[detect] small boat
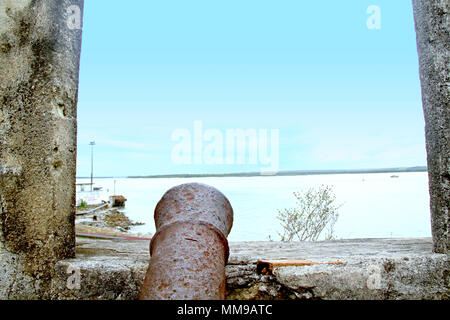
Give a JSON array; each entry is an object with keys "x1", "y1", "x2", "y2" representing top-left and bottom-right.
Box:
[{"x1": 390, "y1": 175, "x2": 400, "y2": 179}]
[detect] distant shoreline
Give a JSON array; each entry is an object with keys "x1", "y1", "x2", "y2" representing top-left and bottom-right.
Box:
[{"x1": 76, "y1": 166, "x2": 427, "y2": 179}]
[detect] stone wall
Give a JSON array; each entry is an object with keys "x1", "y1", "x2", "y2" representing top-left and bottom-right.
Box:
[
  {"x1": 412, "y1": 0, "x2": 450, "y2": 253},
  {"x1": 0, "y1": 0, "x2": 83, "y2": 298},
  {"x1": 49, "y1": 238, "x2": 449, "y2": 300}
]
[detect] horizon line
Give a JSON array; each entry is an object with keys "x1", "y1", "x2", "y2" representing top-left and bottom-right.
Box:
[{"x1": 76, "y1": 165, "x2": 427, "y2": 179}]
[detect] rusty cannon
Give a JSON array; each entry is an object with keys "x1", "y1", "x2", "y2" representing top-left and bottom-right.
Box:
[{"x1": 139, "y1": 183, "x2": 234, "y2": 300}]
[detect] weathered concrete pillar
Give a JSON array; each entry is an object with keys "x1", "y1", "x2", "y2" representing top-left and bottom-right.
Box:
[
  {"x1": 412, "y1": 0, "x2": 449, "y2": 253},
  {"x1": 0, "y1": 0, "x2": 84, "y2": 298}
]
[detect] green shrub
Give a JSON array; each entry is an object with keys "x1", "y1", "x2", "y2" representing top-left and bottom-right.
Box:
[{"x1": 277, "y1": 185, "x2": 342, "y2": 242}]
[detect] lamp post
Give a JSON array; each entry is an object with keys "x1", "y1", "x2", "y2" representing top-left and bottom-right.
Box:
[{"x1": 89, "y1": 141, "x2": 95, "y2": 191}]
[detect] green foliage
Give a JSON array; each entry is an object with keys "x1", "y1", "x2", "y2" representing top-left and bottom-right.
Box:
[
  {"x1": 277, "y1": 185, "x2": 342, "y2": 242},
  {"x1": 79, "y1": 199, "x2": 88, "y2": 209}
]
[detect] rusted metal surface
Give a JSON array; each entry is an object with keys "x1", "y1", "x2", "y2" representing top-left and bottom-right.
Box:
[{"x1": 139, "y1": 183, "x2": 233, "y2": 300}]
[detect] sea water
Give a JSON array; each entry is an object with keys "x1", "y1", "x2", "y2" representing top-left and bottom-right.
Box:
[{"x1": 77, "y1": 172, "x2": 431, "y2": 241}]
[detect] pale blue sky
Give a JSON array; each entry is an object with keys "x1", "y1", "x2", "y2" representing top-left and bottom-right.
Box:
[{"x1": 76, "y1": 0, "x2": 426, "y2": 177}]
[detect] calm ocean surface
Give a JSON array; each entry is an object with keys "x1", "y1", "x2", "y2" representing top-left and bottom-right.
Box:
[{"x1": 77, "y1": 172, "x2": 431, "y2": 241}]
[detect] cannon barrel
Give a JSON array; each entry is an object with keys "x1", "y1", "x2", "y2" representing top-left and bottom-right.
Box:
[{"x1": 139, "y1": 183, "x2": 233, "y2": 300}]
